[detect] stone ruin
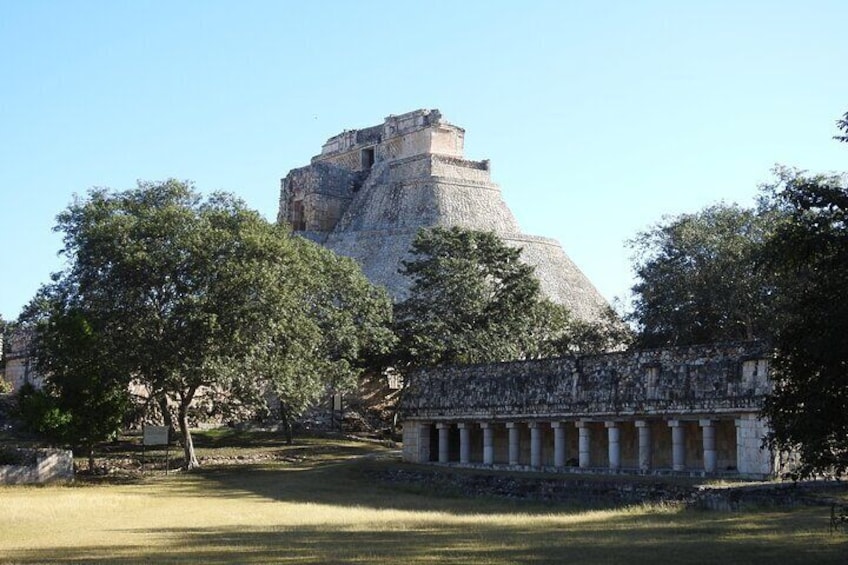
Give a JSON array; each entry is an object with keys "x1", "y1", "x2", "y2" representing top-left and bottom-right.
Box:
[
  {"x1": 0, "y1": 448, "x2": 74, "y2": 484},
  {"x1": 278, "y1": 108, "x2": 610, "y2": 322},
  {"x1": 400, "y1": 341, "x2": 778, "y2": 478}
]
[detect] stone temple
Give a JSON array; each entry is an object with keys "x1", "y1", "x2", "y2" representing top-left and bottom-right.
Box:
[{"x1": 278, "y1": 109, "x2": 609, "y2": 322}]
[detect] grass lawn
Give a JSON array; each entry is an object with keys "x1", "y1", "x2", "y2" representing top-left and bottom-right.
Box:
[{"x1": 1, "y1": 433, "x2": 846, "y2": 564}]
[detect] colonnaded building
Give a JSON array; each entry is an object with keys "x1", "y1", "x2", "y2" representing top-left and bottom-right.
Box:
[
  {"x1": 278, "y1": 109, "x2": 780, "y2": 479},
  {"x1": 399, "y1": 342, "x2": 776, "y2": 479}
]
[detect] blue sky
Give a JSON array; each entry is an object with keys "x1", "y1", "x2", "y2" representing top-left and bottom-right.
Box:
[{"x1": 1, "y1": 0, "x2": 846, "y2": 320}]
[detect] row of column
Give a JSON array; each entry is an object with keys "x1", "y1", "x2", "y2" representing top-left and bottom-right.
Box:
[{"x1": 435, "y1": 418, "x2": 721, "y2": 473}]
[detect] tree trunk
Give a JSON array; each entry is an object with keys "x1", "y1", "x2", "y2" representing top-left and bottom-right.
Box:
[
  {"x1": 157, "y1": 393, "x2": 176, "y2": 438},
  {"x1": 177, "y1": 401, "x2": 200, "y2": 470},
  {"x1": 280, "y1": 400, "x2": 293, "y2": 445}
]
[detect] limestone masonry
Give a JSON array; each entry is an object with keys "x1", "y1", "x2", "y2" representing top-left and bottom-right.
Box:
[
  {"x1": 278, "y1": 109, "x2": 609, "y2": 322},
  {"x1": 400, "y1": 341, "x2": 778, "y2": 478}
]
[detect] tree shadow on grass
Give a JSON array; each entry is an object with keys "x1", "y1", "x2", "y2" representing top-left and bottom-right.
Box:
[
  {"x1": 5, "y1": 453, "x2": 847, "y2": 564},
  {"x1": 4, "y1": 513, "x2": 847, "y2": 565},
  {"x1": 156, "y1": 456, "x2": 572, "y2": 516}
]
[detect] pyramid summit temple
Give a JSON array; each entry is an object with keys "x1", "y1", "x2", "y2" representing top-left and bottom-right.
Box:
[{"x1": 277, "y1": 109, "x2": 609, "y2": 322}]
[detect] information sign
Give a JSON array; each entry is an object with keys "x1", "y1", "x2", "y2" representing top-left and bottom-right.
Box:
[{"x1": 143, "y1": 425, "x2": 169, "y2": 446}]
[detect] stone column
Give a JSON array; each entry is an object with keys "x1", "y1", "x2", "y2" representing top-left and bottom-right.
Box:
[
  {"x1": 606, "y1": 421, "x2": 621, "y2": 470},
  {"x1": 507, "y1": 422, "x2": 520, "y2": 466},
  {"x1": 436, "y1": 423, "x2": 450, "y2": 464},
  {"x1": 577, "y1": 421, "x2": 591, "y2": 468},
  {"x1": 635, "y1": 420, "x2": 652, "y2": 472},
  {"x1": 700, "y1": 419, "x2": 717, "y2": 473},
  {"x1": 552, "y1": 421, "x2": 567, "y2": 467},
  {"x1": 529, "y1": 422, "x2": 542, "y2": 469},
  {"x1": 669, "y1": 420, "x2": 685, "y2": 471},
  {"x1": 458, "y1": 423, "x2": 471, "y2": 464},
  {"x1": 481, "y1": 423, "x2": 495, "y2": 465},
  {"x1": 735, "y1": 417, "x2": 745, "y2": 475},
  {"x1": 418, "y1": 422, "x2": 431, "y2": 463}
]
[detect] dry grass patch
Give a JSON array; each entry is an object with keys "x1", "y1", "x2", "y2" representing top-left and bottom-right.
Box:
[{"x1": 1, "y1": 436, "x2": 846, "y2": 564}]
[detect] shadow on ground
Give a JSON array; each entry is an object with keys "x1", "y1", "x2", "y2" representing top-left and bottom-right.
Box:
[
  {"x1": 4, "y1": 512, "x2": 846, "y2": 564},
  {"x1": 6, "y1": 447, "x2": 848, "y2": 564}
]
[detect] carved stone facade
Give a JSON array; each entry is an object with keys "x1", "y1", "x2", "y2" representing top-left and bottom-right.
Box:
[
  {"x1": 278, "y1": 109, "x2": 610, "y2": 322},
  {"x1": 400, "y1": 342, "x2": 777, "y2": 479},
  {"x1": 1, "y1": 330, "x2": 40, "y2": 392}
]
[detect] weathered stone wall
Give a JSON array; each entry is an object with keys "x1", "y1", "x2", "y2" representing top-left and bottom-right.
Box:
[
  {"x1": 401, "y1": 342, "x2": 770, "y2": 421},
  {"x1": 277, "y1": 162, "x2": 364, "y2": 233},
  {"x1": 736, "y1": 414, "x2": 775, "y2": 475},
  {"x1": 0, "y1": 449, "x2": 74, "y2": 484},
  {"x1": 374, "y1": 466, "x2": 846, "y2": 510},
  {"x1": 2, "y1": 330, "x2": 41, "y2": 392}
]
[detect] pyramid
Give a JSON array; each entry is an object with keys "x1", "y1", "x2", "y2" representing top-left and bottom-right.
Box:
[{"x1": 277, "y1": 109, "x2": 609, "y2": 322}]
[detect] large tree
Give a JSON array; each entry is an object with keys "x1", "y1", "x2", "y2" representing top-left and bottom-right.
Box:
[
  {"x1": 760, "y1": 168, "x2": 848, "y2": 478},
  {"x1": 394, "y1": 227, "x2": 626, "y2": 368},
  {"x1": 243, "y1": 237, "x2": 395, "y2": 443},
  {"x1": 29, "y1": 180, "x2": 393, "y2": 468},
  {"x1": 628, "y1": 203, "x2": 778, "y2": 347}
]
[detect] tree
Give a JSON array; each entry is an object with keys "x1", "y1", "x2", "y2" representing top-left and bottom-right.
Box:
[
  {"x1": 628, "y1": 203, "x2": 778, "y2": 347},
  {"x1": 394, "y1": 227, "x2": 626, "y2": 368},
  {"x1": 22, "y1": 307, "x2": 129, "y2": 471},
  {"x1": 34, "y1": 179, "x2": 393, "y2": 469},
  {"x1": 246, "y1": 237, "x2": 395, "y2": 443},
  {"x1": 760, "y1": 168, "x2": 848, "y2": 478},
  {"x1": 0, "y1": 314, "x2": 7, "y2": 388},
  {"x1": 626, "y1": 111, "x2": 848, "y2": 476},
  {"x1": 835, "y1": 111, "x2": 848, "y2": 143}
]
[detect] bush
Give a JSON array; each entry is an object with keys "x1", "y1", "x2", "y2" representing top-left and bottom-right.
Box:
[{"x1": 14, "y1": 383, "x2": 71, "y2": 441}]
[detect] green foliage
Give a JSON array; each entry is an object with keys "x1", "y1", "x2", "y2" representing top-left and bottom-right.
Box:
[
  {"x1": 243, "y1": 237, "x2": 395, "y2": 440},
  {"x1": 395, "y1": 227, "x2": 627, "y2": 368},
  {"x1": 0, "y1": 314, "x2": 7, "y2": 378},
  {"x1": 14, "y1": 382, "x2": 72, "y2": 440},
  {"x1": 28, "y1": 308, "x2": 130, "y2": 469},
  {"x1": 835, "y1": 111, "x2": 848, "y2": 143},
  {"x1": 628, "y1": 203, "x2": 778, "y2": 347},
  {"x1": 29, "y1": 179, "x2": 392, "y2": 468},
  {"x1": 0, "y1": 324, "x2": 9, "y2": 392},
  {"x1": 627, "y1": 110, "x2": 848, "y2": 477},
  {"x1": 760, "y1": 168, "x2": 848, "y2": 478},
  {"x1": 395, "y1": 227, "x2": 544, "y2": 366},
  {"x1": 543, "y1": 307, "x2": 634, "y2": 356}
]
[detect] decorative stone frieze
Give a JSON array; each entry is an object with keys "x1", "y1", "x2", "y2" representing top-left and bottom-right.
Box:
[{"x1": 401, "y1": 342, "x2": 770, "y2": 420}]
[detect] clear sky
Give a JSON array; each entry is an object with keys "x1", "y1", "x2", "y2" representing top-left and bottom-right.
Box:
[{"x1": 1, "y1": 0, "x2": 846, "y2": 321}]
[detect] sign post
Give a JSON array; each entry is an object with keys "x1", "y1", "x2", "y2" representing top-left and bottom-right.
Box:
[
  {"x1": 333, "y1": 393, "x2": 343, "y2": 431},
  {"x1": 143, "y1": 425, "x2": 170, "y2": 474}
]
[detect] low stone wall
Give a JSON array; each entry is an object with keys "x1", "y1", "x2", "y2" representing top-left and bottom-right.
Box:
[
  {"x1": 374, "y1": 465, "x2": 845, "y2": 511},
  {"x1": 0, "y1": 449, "x2": 74, "y2": 484}
]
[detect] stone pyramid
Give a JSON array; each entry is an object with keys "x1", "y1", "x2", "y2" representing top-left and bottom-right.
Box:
[{"x1": 277, "y1": 109, "x2": 609, "y2": 322}]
